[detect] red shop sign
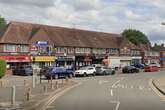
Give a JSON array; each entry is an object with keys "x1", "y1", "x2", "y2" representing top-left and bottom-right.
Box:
[{"x1": 0, "y1": 56, "x2": 31, "y2": 62}]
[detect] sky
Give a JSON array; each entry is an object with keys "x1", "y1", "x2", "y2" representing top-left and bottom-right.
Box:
[{"x1": 0, "y1": 0, "x2": 165, "y2": 44}]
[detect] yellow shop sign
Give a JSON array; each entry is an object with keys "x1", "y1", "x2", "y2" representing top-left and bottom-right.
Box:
[{"x1": 32, "y1": 56, "x2": 56, "y2": 62}]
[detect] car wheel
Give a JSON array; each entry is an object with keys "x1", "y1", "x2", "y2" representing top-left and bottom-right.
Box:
[
  {"x1": 55, "y1": 74, "x2": 58, "y2": 79},
  {"x1": 84, "y1": 72, "x2": 87, "y2": 77},
  {"x1": 103, "y1": 71, "x2": 106, "y2": 75},
  {"x1": 69, "y1": 74, "x2": 73, "y2": 78},
  {"x1": 111, "y1": 71, "x2": 115, "y2": 75}
]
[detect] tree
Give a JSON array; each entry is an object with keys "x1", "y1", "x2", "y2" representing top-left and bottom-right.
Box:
[
  {"x1": 0, "y1": 15, "x2": 7, "y2": 29},
  {"x1": 122, "y1": 29, "x2": 150, "y2": 45},
  {"x1": 0, "y1": 59, "x2": 6, "y2": 78}
]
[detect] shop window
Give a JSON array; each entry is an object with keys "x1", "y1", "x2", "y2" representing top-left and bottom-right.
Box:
[{"x1": 4, "y1": 44, "x2": 16, "y2": 52}]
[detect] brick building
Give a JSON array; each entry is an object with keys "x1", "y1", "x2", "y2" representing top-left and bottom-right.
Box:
[{"x1": 0, "y1": 21, "x2": 141, "y2": 69}]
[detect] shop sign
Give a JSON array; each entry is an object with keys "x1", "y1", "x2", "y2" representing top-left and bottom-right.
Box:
[
  {"x1": 144, "y1": 56, "x2": 160, "y2": 60},
  {"x1": 0, "y1": 56, "x2": 31, "y2": 62},
  {"x1": 30, "y1": 45, "x2": 38, "y2": 51},
  {"x1": 160, "y1": 58, "x2": 165, "y2": 61},
  {"x1": 32, "y1": 56, "x2": 56, "y2": 62},
  {"x1": 36, "y1": 41, "x2": 48, "y2": 46},
  {"x1": 57, "y1": 56, "x2": 75, "y2": 61}
]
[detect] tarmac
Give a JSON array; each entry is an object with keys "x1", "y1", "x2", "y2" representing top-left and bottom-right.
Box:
[
  {"x1": 153, "y1": 75, "x2": 165, "y2": 96},
  {"x1": 0, "y1": 75, "x2": 77, "y2": 110}
]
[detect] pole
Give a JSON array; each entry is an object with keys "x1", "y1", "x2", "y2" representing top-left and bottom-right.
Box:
[
  {"x1": 32, "y1": 75, "x2": 35, "y2": 88},
  {"x1": 11, "y1": 85, "x2": 16, "y2": 106}
]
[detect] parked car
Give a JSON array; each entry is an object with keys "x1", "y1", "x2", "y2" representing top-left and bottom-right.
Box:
[
  {"x1": 74, "y1": 66, "x2": 96, "y2": 76},
  {"x1": 122, "y1": 66, "x2": 139, "y2": 73},
  {"x1": 95, "y1": 66, "x2": 115, "y2": 75},
  {"x1": 12, "y1": 66, "x2": 33, "y2": 76},
  {"x1": 144, "y1": 65, "x2": 159, "y2": 72},
  {"x1": 45, "y1": 67, "x2": 74, "y2": 79},
  {"x1": 149, "y1": 63, "x2": 161, "y2": 68},
  {"x1": 40, "y1": 66, "x2": 50, "y2": 76},
  {"x1": 132, "y1": 63, "x2": 145, "y2": 69}
]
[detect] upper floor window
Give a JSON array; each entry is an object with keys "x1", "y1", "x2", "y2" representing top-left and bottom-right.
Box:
[
  {"x1": 4, "y1": 44, "x2": 16, "y2": 52},
  {"x1": 67, "y1": 48, "x2": 75, "y2": 54},
  {"x1": 20, "y1": 45, "x2": 29, "y2": 52}
]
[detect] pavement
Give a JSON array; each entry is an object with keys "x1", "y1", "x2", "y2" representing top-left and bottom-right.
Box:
[
  {"x1": 0, "y1": 75, "x2": 77, "y2": 110},
  {"x1": 44, "y1": 71, "x2": 165, "y2": 110}
]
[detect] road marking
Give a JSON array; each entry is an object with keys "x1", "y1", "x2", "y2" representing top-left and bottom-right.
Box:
[
  {"x1": 112, "y1": 80, "x2": 121, "y2": 88},
  {"x1": 110, "y1": 89, "x2": 113, "y2": 96},
  {"x1": 139, "y1": 86, "x2": 143, "y2": 90},
  {"x1": 41, "y1": 82, "x2": 82, "y2": 110},
  {"x1": 110, "y1": 101, "x2": 120, "y2": 110},
  {"x1": 149, "y1": 79, "x2": 165, "y2": 100},
  {"x1": 99, "y1": 80, "x2": 109, "y2": 85},
  {"x1": 131, "y1": 85, "x2": 133, "y2": 89}
]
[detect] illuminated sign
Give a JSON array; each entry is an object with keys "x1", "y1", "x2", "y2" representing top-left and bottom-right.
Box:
[
  {"x1": 32, "y1": 56, "x2": 56, "y2": 62},
  {"x1": 36, "y1": 41, "x2": 48, "y2": 46}
]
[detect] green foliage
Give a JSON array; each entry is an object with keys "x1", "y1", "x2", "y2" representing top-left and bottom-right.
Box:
[
  {"x1": 0, "y1": 59, "x2": 6, "y2": 78},
  {"x1": 122, "y1": 29, "x2": 150, "y2": 45},
  {"x1": 0, "y1": 15, "x2": 7, "y2": 29}
]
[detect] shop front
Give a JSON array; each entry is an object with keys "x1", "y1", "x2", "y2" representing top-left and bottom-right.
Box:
[
  {"x1": 75, "y1": 55, "x2": 92, "y2": 70},
  {"x1": 55, "y1": 55, "x2": 75, "y2": 68},
  {"x1": 31, "y1": 56, "x2": 56, "y2": 68},
  {"x1": 144, "y1": 56, "x2": 160, "y2": 65},
  {"x1": 131, "y1": 56, "x2": 142, "y2": 64},
  {"x1": 0, "y1": 55, "x2": 31, "y2": 69},
  {"x1": 120, "y1": 57, "x2": 132, "y2": 67}
]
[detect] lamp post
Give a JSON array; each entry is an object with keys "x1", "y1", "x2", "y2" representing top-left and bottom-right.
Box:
[{"x1": 161, "y1": 22, "x2": 165, "y2": 25}]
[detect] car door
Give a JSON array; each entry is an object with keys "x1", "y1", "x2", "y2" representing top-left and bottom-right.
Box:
[{"x1": 87, "y1": 67, "x2": 95, "y2": 74}]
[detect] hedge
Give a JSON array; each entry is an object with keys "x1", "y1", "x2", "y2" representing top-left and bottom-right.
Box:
[{"x1": 0, "y1": 59, "x2": 6, "y2": 78}]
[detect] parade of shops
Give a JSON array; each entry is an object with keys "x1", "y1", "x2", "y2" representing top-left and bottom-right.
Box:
[{"x1": 0, "y1": 21, "x2": 163, "y2": 70}]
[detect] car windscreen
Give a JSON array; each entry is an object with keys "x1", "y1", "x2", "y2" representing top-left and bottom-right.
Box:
[{"x1": 79, "y1": 67, "x2": 87, "y2": 70}]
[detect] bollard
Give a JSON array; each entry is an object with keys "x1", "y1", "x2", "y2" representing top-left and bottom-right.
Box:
[
  {"x1": 40, "y1": 73, "x2": 42, "y2": 84},
  {"x1": 55, "y1": 80, "x2": 58, "y2": 89},
  {"x1": 43, "y1": 85, "x2": 47, "y2": 93},
  {"x1": 24, "y1": 80, "x2": 26, "y2": 86},
  {"x1": 32, "y1": 75, "x2": 35, "y2": 88},
  {"x1": 0, "y1": 80, "x2": 3, "y2": 87},
  {"x1": 11, "y1": 85, "x2": 16, "y2": 106},
  {"x1": 26, "y1": 88, "x2": 31, "y2": 101},
  {"x1": 65, "y1": 76, "x2": 69, "y2": 84},
  {"x1": 50, "y1": 76, "x2": 54, "y2": 90}
]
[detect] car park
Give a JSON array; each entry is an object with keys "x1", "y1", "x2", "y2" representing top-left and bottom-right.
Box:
[
  {"x1": 45, "y1": 67, "x2": 74, "y2": 79},
  {"x1": 144, "y1": 65, "x2": 159, "y2": 72},
  {"x1": 122, "y1": 66, "x2": 139, "y2": 73},
  {"x1": 74, "y1": 66, "x2": 96, "y2": 77},
  {"x1": 12, "y1": 66, "x2": 33, "y2": 76},
  {"x1": 95, "y1": 66, "x2": 115, "y2": 75}
]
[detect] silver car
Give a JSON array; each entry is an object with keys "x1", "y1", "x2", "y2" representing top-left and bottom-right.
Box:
[{"x1": 95, "y1": 66, "x2": 115, "y2": 75}]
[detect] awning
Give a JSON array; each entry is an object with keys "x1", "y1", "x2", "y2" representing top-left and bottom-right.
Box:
[
  {"x1": 0, "y1": 56, "x2": 31, "y2": 63},
  {"x1": 32, "y1": 56, "x2": 56, "y2": 62}
]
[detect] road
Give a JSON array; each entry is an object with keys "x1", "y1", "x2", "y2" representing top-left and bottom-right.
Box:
[{"x1": 45, "y1": 71, "x2": 165, "y2": 110}]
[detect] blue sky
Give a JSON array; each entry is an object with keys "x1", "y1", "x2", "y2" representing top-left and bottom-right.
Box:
[{"x1": 0, "y1": 0, "x2": 165, "y2": 44}]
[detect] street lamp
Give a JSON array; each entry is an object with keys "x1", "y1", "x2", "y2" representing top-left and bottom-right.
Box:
[{"x1": 161, "y1": 22, "x2": 165, "y2": 25}]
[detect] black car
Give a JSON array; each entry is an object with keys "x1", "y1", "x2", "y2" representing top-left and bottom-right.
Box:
[
  {"x1": 132, "y1": 63, "x2": 145, "y2": 69},
  {"x1": 122, "y1": 66, "x2": 139, "y2": 73},
  {"x1": 95, "y1": 66, "x2": 115, "y2": 75},
  {"x1": 13, "y1": 66, "x2": 33, "y2": 76}
]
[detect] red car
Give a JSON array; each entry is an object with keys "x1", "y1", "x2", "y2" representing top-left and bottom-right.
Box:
[{"x1": 144, "y1": 65, "x2": 159, "y2": 72}]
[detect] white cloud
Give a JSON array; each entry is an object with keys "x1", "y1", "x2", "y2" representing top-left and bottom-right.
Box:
[{"x1": 0, "y1": 0, "x2": 164, "y2": 44}]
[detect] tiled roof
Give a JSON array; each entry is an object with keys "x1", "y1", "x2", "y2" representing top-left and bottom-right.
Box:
[{"x1": 0, "y1": 21, "x2": 139, "y2": 49}]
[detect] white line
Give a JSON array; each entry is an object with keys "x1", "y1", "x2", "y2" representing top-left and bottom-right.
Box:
[
  {"x1": 110, "y1": 101, "x2": 120, "y2": 110},
  {"x1": 110, "y1": 89, "x2": 113, "y2": 96},
  {"x1": 112, "y1": 80, "x2": 121, "y2": 88},
  {"x1": 112, "y1": 77, "x2": 125, "y2": 88}
]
